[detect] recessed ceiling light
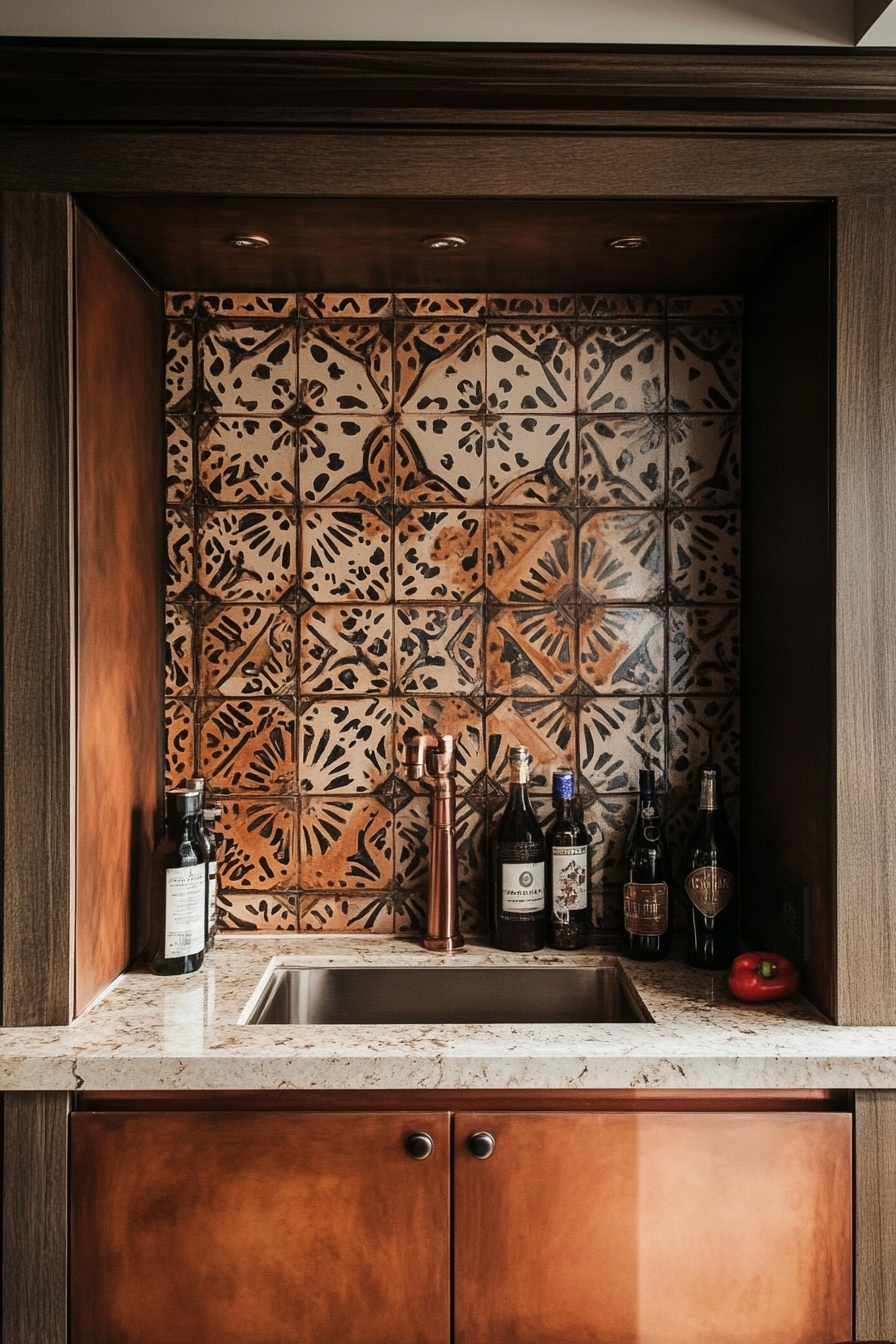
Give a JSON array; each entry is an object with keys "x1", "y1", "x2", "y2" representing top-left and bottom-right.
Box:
[
  {"x1": 226, "y1": 233, "x2": 270, "y2": 249},
  {"x1": 606, "y1": 236, "x2": 650, "y2": 250},
  {"x1": 422, "y1": 235, "x2": 466, "y2": 250}
]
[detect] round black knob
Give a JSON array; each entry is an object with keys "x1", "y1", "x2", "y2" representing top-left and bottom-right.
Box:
[
  {"x1": 405, "y1": 1131, "x2": 434, "y2": 1161},
  {"x1": 467, "y1": 1131, "x2": 496, "y2": 1160}
]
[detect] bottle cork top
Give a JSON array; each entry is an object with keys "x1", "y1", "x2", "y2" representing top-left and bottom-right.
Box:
[{"x1": 552, "y1": 769, "x2": 576, "y2": 800}]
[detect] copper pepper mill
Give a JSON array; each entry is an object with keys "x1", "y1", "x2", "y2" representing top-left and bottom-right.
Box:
[{"x1": 400, "y1": 733, "x2": 465, "y2": 952}]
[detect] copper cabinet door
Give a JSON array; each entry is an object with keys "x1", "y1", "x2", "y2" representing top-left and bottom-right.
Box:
[
  {"x1": 454, "y1": 1110, "x2": 852, "y2": 1344},
  {"x1": 71, "y1": 1110, "x2": 451, "y2": 1344}
]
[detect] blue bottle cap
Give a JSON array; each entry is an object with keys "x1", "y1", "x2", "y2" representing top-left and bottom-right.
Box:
[{"x1": 552, "y1": 769, "x2": 576, "y2": 800}]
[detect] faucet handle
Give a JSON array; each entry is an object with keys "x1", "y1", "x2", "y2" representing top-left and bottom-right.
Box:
[
  {"x1": 426, "y1": 734, "x2": 457, "y2": 777},
  {"x1": 401, "y1": 732, "x2": 440, "y2": 780}
]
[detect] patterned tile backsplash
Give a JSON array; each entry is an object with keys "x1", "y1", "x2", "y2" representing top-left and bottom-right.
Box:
[{"x1": 165, "y1": 292, "x2": 742, "y2": 938}]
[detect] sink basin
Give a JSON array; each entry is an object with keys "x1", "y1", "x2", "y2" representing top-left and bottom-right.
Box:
[{"x1": 243, "y1": 964, "x2": 653, "y2": 1025}]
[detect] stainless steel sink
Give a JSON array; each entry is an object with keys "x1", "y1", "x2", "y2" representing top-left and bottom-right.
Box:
[{"x1": 243, "y1": 964, "x2": 653, "y2": 1025}]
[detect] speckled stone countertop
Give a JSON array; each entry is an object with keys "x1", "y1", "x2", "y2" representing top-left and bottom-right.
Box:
[{"x1": 2, "y1": 934, "x2": 896, "y2": 1092}]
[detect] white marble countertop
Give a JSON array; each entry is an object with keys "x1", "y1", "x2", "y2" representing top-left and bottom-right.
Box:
[{"x1": 2, "y1": 933, "x2": 896, "y2": 1092}]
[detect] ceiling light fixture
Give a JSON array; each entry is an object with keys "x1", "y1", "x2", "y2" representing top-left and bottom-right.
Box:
[
  {"x1": 606, "y1": 235, "x2": 650, "y2": 250},
  {"x1": 226, "y1": 233, "x2": 270, "y2": 249},
  {"x1": 422, "y1": 235, "x2": 466, "y2": 250}
]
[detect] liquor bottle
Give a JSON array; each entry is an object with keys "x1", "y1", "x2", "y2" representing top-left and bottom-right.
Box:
[
  {"x1": 203, "y1": 804, "x2": 222, "y2": 951},
  {"x1": 546, "y1": 769, "x2": 589, "y2": 950},
  {"x1": 148, "y1": 786, "x2": 208, "y2": 976},
  {"x1": 187, "y1": 776, "x2": 212, "y2": 943},
  {"x1": 491, "y1": 747, "x2": 546, "y2": 952},
  {"x1": 622, "y1": 769, "x2": 672, "y2": 962},
  {"x1": 684, "y1": 763, "x2": 739, "y2": 970}
]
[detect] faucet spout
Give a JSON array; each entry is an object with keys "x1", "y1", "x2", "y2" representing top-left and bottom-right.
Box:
[{"x1": 400, "y1": 733, "x2": 465, "y2": 953}]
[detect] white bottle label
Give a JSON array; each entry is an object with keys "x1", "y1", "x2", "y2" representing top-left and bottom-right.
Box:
[
  {"x1": 164, "y1": 863, "x2": 206, "y2": 959},
  {"x1": 207, "y1": 860, "x2": 217, "y2": 927},
  {"x1": 551, "y1": 845, "x2": 588, "y2": 919},
  {"x1": 501, "y1": 861, "x2": 546, "y2": 914}
]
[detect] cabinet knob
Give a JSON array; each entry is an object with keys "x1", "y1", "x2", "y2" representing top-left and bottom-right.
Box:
[
  {"x1": 467, "y1": 1131, "x2": 496, "y2": 1160},
  {"x1": 405, "y1": 1131, "x2": 434, "y2": 1160}
]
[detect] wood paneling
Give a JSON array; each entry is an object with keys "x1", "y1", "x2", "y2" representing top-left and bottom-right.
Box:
[
  {"x1": 454, "y1": 1110, "x2": 853, "y2": 1344},
  {"x1": 73, "y1": 210, "x2": 163, "y2": 1013},
  {"x1": 1, "y1": 192, "x2": 75, "y2": 1026},
  {"x1": 855, "y1": 1091, "x2": 896, "y2": 1341},
  {"x1": 70, "y1": 1110, "x2": 451, "y2": 1344},
  {"x1": 2, "y1": 1092, "x2": 69, "y2": 1344}
]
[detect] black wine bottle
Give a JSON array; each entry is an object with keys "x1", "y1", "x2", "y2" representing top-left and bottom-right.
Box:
[
  {"x1": 492, "y1": 747, "x2": 546, "y2": 952},
  {"x1": 149, "y1": 787, "x2": 208, "y2": 976},
  {"x1": 622, "y1": 769, "x2": 672, "y2": 962},
  {"x1": 203, "y1": 803, "x2": 222, "y2": 951},
  {"x1": 684, "y1": 764, "x2": 739, "y2": 970},
  {"x1": 546, "y1": 769, "x2": 589, "y2": 951},
  {"x1": 187, "y1": 776, "x2": 212, "y2": 948}
]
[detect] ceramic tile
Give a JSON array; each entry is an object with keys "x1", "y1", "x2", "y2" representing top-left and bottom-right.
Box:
[
  {"x1": 217, "y1": 892, "x2": 297, "y2": 933},
  {"x1": 487, "y1": 294, "x2": 576, "y2": 317},
  {"x1": 395, "y1": 415, "x2": 485, "y2": 505},
  {"x1": 395, "y1": 508, "x2": 485, "y2": 601},
  {"x1": 165, "y1": 604, "x2": 194, "y2": 696},
  {"x1": 300, "y1": 605, "x2": 393, "y2": 695},
  {"x1": 669, "y1": 323, "x2": 742, "y2": 412},
  {"x1": 668, "y1": 414, "x2": 741, "y2": 506},
  {"x1": 580, "y1": 605, "x2": 665, "y2": 694},
  {"x1": 579, "y1": 696, "x2": 665, "y2": 792},
  {"x1": 300, "y1": 323, "x2": 392, "y2": 414},
  {"x1": 398, "y1": 294, "x2": 486, "y2": 318},
  {"x1": 301, "y1": 293, "x2": 393, "y2": 319},
  {"x1": 298, "y1": 796, "x2": 394, "y2": 889},
  {"x1": 299, "y1": 698, "x2": 392, "y2": 794},
  {"x1": 668, "y1": 510, "x2": 741, "y2": 603},
  {"x1": 668, "y1": 605, "x2": 740, "y2": 693},
  {"x1": 486, "y1": 508, "x2": 574, "y2": 604},
  {"x1": 394, "y1": 793, "x2": 485, "y2": 891},
  {"x1": 217, "y1": 798, "x2": 298, "y2": 891},
  {"x1": 299, "y1": 416, "x2": 392, "y2": 505},
  {"x1": 165, "y1": 292, "x2": 196, "y2": 318},
  {"x1": 486, "y1": 696, "x2": 576, "y2": 793},
  {"x1": 584, "y1": 794, "x2": 637, "y2": 935},
  {"x1": 579, "y1": 510, "x2": 665, "y2": 603},
  {"x1": 300, "y1": 508, "x2": 391, "y2": 603},
  {"x1": 578, "y1": 415, "x2": 665, "y2": 509},
  {"x1": 198, "y1": 508, "x2": 296, "y2": 602},
  {"x1": 395, "y1": 605, "x2": 483, "y2": 694},
  {"x1": 395, "y1": 321, "x2": 484, "y2": 413},
  {"x1": 166, "y1": 415, "x2": 193, "y2": 502},
  {"x1": 200, "y1": 698, "x2": 296, "y2": 794},
  {"x1": 200, "y1": 293, "x2": 296, "y2": 318},
  {"x1": 486, "y1": 323, "x2": 574, "y2": 414},
  {"x1": 485, "y1": 415, "x2": 576, "y2": 506},
  {"x1": 578, "y1": 294, "x2": 666, "y2": 319},
  {"x1": 667, "y1": 695, "x2": 740, "y2": 793},
  {"x1": 394, "y1": 695, "x2": 486, "y2": 792},
  {"x1": 199, "y1": 605, "x2": 297, "y2": 697},
  {"x1": 198, "y1": 416, "x2": 296, "y2": 505},
  {"x1": 165, "y1": 321, "x2": 194, "y2": 413},
  {"x1": 300, "y1": 891, "x2": 394, "y2": 932},
  {"x1": 165, "y1": 699, "x2": 195, "y2": 788},
  {"x1": 203, "y1": 322, "x2": 297, "y2": 414},
  {"x1": 578, "y1": 324, "x2": 666, "y2": 414},
  {"x1": 669, "y1": 295, "x2": 743, "y2": 318},
  {"x1": 166, "y1": 507, "x2": 194, "y2": 598},
  {"x1": 485, "y1": 606, "x2": 576, "y2": 695}
]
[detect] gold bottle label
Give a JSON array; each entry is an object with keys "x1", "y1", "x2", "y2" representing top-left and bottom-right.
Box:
[
  {"x1": 685, "y1": 866, "x2": 735, "y2": 918},
  {"x1": 624, "y1": 882, "x2": 669, "y2": 936}
]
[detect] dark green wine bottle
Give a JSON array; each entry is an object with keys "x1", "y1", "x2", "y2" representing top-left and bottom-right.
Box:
[
  {"x1": 149, "y1": 787, "x2": 208, "y2": 976},
  {"x1": 622, "y1": 769, "x2": 672, "y2": 962},
  {"x1": 684, "y1": 764, "x2": 739, "y2": 970},
  {"x1": 546, "y1": 770, "x2": 589, "y2": 950},
  {"x1": 491, "y1": 747, "x2": 546, "y2": 952}
]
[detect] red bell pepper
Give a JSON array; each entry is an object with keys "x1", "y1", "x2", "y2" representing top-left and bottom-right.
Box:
[{"x1": 728, "y1": 951, "x2": 801, "y2": 1003}]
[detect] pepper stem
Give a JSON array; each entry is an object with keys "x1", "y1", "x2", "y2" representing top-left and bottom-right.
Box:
[{"x1": 758, "y1": 959, "x2": 778, "y2": 980}]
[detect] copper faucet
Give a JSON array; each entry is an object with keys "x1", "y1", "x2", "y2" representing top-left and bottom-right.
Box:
[{"x1": 400, "y1": 733, "x2": 465, "y2": 952}]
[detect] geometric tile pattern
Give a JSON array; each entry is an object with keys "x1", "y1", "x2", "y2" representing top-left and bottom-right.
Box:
[{"x1": 166, "y1": 292, "x2": 741, "y2": 935}]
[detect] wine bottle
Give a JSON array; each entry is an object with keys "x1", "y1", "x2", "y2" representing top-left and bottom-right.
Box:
[
  {"x1": 148, "y1": 786, "x2": 208, "y2": 976},
  {"x1": 546, "y1": 769, "x2": 589, "y2": 951},
  {"x1": 684, "y1": 764, "x2": 739, "y2": 970},
  {"x1": 491, "y1": 747, "x2": 546, "y2": 952},
  {"x1": 187, "y1": 776, "x2": 212, "y2": 946},
  {"x1": 203, "y1": 803, "x2": 222, "y2": 951},
  {"x1": 622, "y1": 769, "x2": 672, "y2": 962}
]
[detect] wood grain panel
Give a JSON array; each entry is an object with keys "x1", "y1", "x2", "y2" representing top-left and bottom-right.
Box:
[
  {"x1": 454, "y1": 1110, "x2": 852, "y2": 1344},
  {"x1": 1, "y1": 192, "x2": 75, "y2": 1026},
  {"x1": 73, "y1": 210, "x2": 164, "y2": 1013},
  {"x1": 70, "y1": 1110, "x2": 451, "y2": 1344},
  {"x1": 2, "y1": 1092, "x2": 69, "y2": 1344},
  {"x1": 836, "y1": 195, "x2": 896, "y2": 1026},
  {"x1": 855, "y1": 1091, "x2": 896, "y2": 1341}
]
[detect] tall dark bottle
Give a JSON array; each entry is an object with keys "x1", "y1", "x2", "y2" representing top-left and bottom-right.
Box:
[
  {"x1": 622, "y1": 769, "x2": 672, "y2": 962},
  {"x1": 491, "y1": 747, "x2": 546, "y2": 952},
  {"x1": 684, "y1": 764, "x2": 739, "y2": 970},
  {"x1": 203, "y1": 804, "x2": 222, "y2": 951},
  {"x1": 148, "y1": 787, "x2": 208, "y2": 976},
  {"x1": 546, "y1": 769, "x2": 589, "y2": 950}
]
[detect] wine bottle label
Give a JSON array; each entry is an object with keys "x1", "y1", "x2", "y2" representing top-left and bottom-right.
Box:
[
  {"x1": 164, "y1": 863, "x2": 206, "y2": 959},
  {"x1": 207, "y1": 861, "x2": 217, "y2": 923},
  {"x1": 551, "y1": 846, "x2": 588, "y2": 920},
  {"x1": 685, "y1": 866, "x2": 735, "y2": 918},
  {"x1": 501, "y1": 861, "x2": 546, "y2": 914},
  {"x1": 624, "y1": 882, "x2": 669, "y2": 936}
]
